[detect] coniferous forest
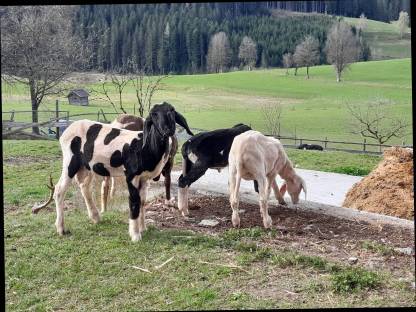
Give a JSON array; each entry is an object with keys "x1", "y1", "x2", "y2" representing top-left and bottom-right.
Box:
[{"x1": 73, "y1": 1, "x2": 409, "y2": 74}]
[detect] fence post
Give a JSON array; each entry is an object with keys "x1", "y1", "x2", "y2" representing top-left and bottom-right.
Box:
[
  {"x1": 363, "y1": 138, "x2": 366, "y2": 152},
  {"x1": 402, "y1": 140, "x2": 405, "y2": 147},
  {"x1": 55, "y1": 100, "x2": 60, "y2": 139},
  {"x1": 324, "y1": 136, "x2": 328, "y2": 149},
  {"x1": 300, "y1": 139, "x2": 303, "y2": 146},
  {"x1": 97, "y1": 111, "x2": 100, "y2": 122}
]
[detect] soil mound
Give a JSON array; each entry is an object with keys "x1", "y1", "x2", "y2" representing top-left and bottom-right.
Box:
[{"x1": 343, "y1": 147, "x2": 414, "y2": 220}]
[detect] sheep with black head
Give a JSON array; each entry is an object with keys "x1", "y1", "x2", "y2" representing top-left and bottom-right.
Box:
[
  {"x1": 35, "y1": 102, "x2": 193, "y2": 241},
  {"x1": 177, "y1": 123, "x2": 252, "y2": 216}
]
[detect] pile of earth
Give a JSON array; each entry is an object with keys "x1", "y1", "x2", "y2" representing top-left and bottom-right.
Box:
[{"x1": 343, "y1": 147, "x2": 414, "y2": 220}]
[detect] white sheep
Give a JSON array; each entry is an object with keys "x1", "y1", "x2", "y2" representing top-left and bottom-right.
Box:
[{"x1": 228, "y1": 130, "x2": 307, "y2": 228}]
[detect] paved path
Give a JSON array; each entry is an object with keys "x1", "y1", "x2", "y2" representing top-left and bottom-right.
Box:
[
  {"x1": 169, "y1": 168, "x2": 413, "y2": 229},
  {"x1": 171, "y1": 168, "x2": 362, "y2": 207}
]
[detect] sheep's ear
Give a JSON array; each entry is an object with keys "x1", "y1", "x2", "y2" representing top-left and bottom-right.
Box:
[
  {"x1": 279, "y1": 182, "x2": 287, "y2": 196},
  {"x1": 142, "y1": 117, "x2": 153, "y2": 148},
  {"x1": 175, "y1": 111, "x2": 194, "y2": 136}
]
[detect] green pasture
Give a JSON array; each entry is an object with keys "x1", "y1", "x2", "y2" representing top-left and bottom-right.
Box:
[
  {"x1": 345, "y1": 17, "x2": 411, "y2": 60},
  {"x1": 2, "y1": 58, "x2": 412, "y2": 146},
  {"x1": 3, "y1": 140, "x2": 414, "y2": 310}
]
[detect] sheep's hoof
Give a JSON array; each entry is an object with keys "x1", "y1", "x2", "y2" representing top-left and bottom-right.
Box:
[
  {"x1": 90, "y1": 213, "x2": 100, "y2": 224},
  {"x1": 232, "y1": 214, "x2": 240, "y2": 228},
  {"x1": 263, "y1": 216, "x2": 273, "y2": 229},
  {"x1": 130, "y1": 232, "x2": 142, "y2": 242},
  {"x1": 180, "y1": 209, "x2": 190, "y2": 217},
  {"x1": 57, "y1": 228, "x2": 70, "y2": 236},
  {"x1": 165, "y1": 197, "x2": 176, "y2": 207}
]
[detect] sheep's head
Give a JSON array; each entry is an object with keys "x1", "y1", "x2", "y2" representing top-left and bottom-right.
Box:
[
  {"x1": 143, "y1": 102, "x2": 193, "y2": 147},
  {"x1": 279, "y1": 175, "x2": 307, "y2": 204}
]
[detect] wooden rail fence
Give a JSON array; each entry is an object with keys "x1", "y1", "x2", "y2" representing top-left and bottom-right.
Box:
[{"x1": 2, "y1": 109, "x2": 412, "y2": 155}]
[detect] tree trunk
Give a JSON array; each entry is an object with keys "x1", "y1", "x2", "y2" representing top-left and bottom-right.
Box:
[
  {"x1": 336, "y1": 70, "x2": 341, "y2": 82},
  {"x1": 29, "y1": 80, "x2": 40, "y2": 135},
  {"x1": 294, "y1": 67, "x2": 298, "y2": 76},
  {"x1": 306, "y1": 66, "x2": 309, "y2": 79}
]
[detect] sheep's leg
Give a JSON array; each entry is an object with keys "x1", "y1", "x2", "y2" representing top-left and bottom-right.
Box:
[
  {"x1": 127, "y1": 176, "x2": 142, "y2": 242},
  {"x1": 138, "y1": 179, "x2": 149, "y2": 232},
  {"x1": 54, "y1": 169, "x2": 72, "y2": 235},
  {"x1": 178, "y1": 186, "x2": 189, "y2": 216},
  {"x1": 271, "y1": 179, "x2": 286, "y2": 205},
  {"x1": 178, "y1": 161, "x2": 208, "y2": 217},
  {"x1": 229, "y1": 166, "x2": 241, "y2": 228},
  {"x1": 76, "y1": 170, "x2": 100, "y2": 224},
  {"x1": 100, "y1": 176, "x2": 110, "y2": 213},
  {"x1": 162, "y1": 162, "x2": 174, "y2": 206},
  {"x1": 109, "y1": 177, "x2": 116, "y2": 199},
  {"x1": 258, "y1": 177, "x2": 272, "y2": 229}
]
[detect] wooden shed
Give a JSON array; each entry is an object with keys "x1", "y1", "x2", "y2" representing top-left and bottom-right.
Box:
[{"x1": 67, "y1": 89, "x2": 89, "y2": 106}]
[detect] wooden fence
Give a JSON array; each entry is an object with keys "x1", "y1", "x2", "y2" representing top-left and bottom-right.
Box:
[
  {"x1": 2, "y1": 108, "x2": 412, "y2": 155},
  {"x1": 268, "y1": 135, "x2": 411, "y2": 155}
]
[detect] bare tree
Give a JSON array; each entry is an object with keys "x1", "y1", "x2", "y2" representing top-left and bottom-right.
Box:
[
  {"x1": 282, "y1": 52, "x2": 294, "y2": 75},
  {"x1": 293, "y1": 35, "x2": 320, "y2": 79},
  {"x1": 325, "y1": 20, "x2": 360, "y2": 82},
  {"x1": 1, "y1": 6, "x2": 86, "y2": 134},
  {"x1": 207, "y1": 32, "x2": 231, "y2": 73},
  {"x1": 357, "y1": 13, "x2": 368, "y2": 32},
  {"x1": 346, "y1": 99, "x2": 409, "y2": 145},
  {"x1": 90, "y1": 69, "x2": 132, "y2": 114},
  {"x1": 260, "y1": 102, "x2": 283, "y2": 136},
  {"x1": 397, "y1": 11, "x2": 409, "y2": 39},
  {"x1": 130, "y1": 63, "x2": 170, "y2": 117},
  {"x1": 238, "y1": 36, "x2": 257, "y2": 71}
]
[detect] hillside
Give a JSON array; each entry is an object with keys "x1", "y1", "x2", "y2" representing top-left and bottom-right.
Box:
[
  {"x1": 2, "y1": 58, "x2": 412, "y2": 147},
  {"x1": 345, "y1": 17, "x2": 411, "y2": 60}
]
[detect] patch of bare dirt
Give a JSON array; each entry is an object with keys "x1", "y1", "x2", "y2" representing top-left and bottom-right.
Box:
[
  {"x1": 343, "y1": 147, "x2": 414, "y2": 220},
  {"x1": 146, "y1": 189, "x2": 414, "y2": 277}
]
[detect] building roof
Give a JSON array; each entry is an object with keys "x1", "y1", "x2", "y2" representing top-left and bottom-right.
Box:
[{"x1": 68, "y1": 89, "x2": 89, "y2": 98}]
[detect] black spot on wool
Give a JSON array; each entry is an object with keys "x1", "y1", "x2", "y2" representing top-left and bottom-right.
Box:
[
  {"x1": 84, "y1": 124, "x2": 103, "y2": 163},
  {"x1": 110, "y1": 150, "x2": 123, "y2": 168},
  {"x1": 93, "y1": 163, "x2": 110, "y2": 176},
  {"x1": 68, "y1": 136, "x2": 82, "y2": 178},
  {"x1": 104, "y1": 128, "x2": 121, "y2": 145}
]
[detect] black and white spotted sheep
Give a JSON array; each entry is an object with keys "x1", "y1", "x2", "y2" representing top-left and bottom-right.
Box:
[{"x1": 52, "y1": 102, "x2": 193, "y2": 241}]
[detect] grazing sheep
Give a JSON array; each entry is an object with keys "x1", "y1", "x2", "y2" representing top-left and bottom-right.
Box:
[
  {"x1": 34, "y1": 102, "x2": 193, "y2": 241},
  {"x1": 298, "y1": 143, "x2": 324, "y2": 151},
  {"x1": 228, "y1": 130, "x2": 307, "y2": 229},
  {"x1": 100, "y1": 114, "x2": 178, "y2": 213},
  {"x1": 177, "y1": 124, "x2": 252, "y2": 216}
]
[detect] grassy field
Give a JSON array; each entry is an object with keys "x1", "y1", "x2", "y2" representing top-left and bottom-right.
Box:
[
  {"x1": 345, "y1": 17, "x2": 411, "y2": 60},
  {"x1": 4, "y1": 140, "x2": 415, "y2": 310},
  {"x1": 2, "y1": 58, "x2": 412, "y2": 147}
]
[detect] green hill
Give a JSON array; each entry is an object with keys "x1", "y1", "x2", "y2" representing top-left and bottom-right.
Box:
[
  {"x1": 345, "y1": 17, "x2": 411, "y2": 60},
  {"x1": 2, "y1": 58, "x2": 412, "y2": 147}
]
